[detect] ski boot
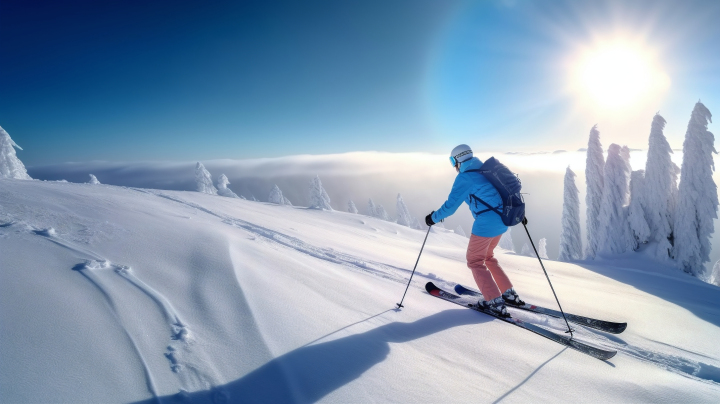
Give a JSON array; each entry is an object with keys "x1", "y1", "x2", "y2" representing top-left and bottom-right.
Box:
[
  {"x1": 479, "y1": 296, "x2": 510, "y2": 318},
  {"x1": 502, "y1": 287, "x2": 525, "y2": 307}
]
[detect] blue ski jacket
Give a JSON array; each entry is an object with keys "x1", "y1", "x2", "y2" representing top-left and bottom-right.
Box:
[{"x1": 431, "y1": 157, "x2": 508, "y2": 237}]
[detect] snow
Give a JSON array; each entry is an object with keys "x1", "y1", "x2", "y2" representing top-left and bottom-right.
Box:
[
  {"x1": 395, "y1": 194, "x2": 416, "y2": 228},
  {"x1": 674, "y1": 102, "x2": 718, "y2": 277},
  {"x1": 499, "y1": 228, "x2": 515, "y2": 252},
  {"x1": 88, "y1": 174, "x2": 101, "y2": 185},
  {"x1": 538, "y1": 238, "x2": 549, "y2": 259},
  {"x1": 558, "y1": 166, "x2": 581, "y2": 261},
  {"x1": 308, "y1": 175, "x2": 333, "y2": 210},
  {"x1": 584, "y1": 125, "x2": 605, "y2": 259},
  {"x1": 216, "y1": 174, "x2": 241, "y2": 199},
  {"x1": 454, "y1": 225, "x2": 467, "y2": 237},
  {"x1": 1, "y1": 179, "x2": 720, "y2": 403},
  {"x1": 628, "y1": 170, "x2": 651, "y2": 247},
  {"x1": 709, "y1": 260, "x2": 720, "y2": 286},
  {"x1": 195, "y1": 162, "x2": 217, "y2": 195},
  {"x1": 0, "y1": 125, "x2": 31, "y2": 180},
  {"x1": 268, "y1": 184, "x2": 285, "y2": 205},
  {"x1": 642, "y1": 113, "x2": 676, "y2": 260},
  {"x1": 521, "y1": 242, "x2": 535, "y2": 257},
  {"x1": 597, "y1": 144, "x2": 634, "y2": 255},
  {"x1": 347, "y1": 199, "x2": 358, "y2": 214}
]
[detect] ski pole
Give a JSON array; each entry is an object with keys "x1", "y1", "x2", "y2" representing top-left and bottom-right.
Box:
[
  {"x1": 396, "y1": 226, "x2": 432, "y2": 309},
  {"x1": 522, "y1": 222, "x2": 574, "y2": 338}
]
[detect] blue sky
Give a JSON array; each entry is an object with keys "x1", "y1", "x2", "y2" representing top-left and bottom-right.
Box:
[{"x1": 1, "y1": 0, "x2": 719, "y2": 166}]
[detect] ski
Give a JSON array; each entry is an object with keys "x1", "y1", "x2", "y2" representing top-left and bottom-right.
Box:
[
  {"x1": 426, "y1": 282, "x2": 617, "y2": 361},
  {"x1": 454, "y1": 284, "x2": 627, "y2": 334}
]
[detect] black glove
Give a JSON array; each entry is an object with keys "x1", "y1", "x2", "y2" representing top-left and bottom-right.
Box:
[
  {"x1": 425, "y1": 211, "x2": 436, "y2": 227},
  {"x1": 522, "y1": 216, "x2": 528, "y2": 226}
]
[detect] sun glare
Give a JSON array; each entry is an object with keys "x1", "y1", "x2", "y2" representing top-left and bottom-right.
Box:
[{"x1": 573, "y1": 41, "x2": 670, "y2": 109}]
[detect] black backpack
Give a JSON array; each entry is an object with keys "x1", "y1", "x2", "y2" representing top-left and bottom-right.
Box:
[{"x1": 466, "y1": 157, "x2": 525, "y2": 226}]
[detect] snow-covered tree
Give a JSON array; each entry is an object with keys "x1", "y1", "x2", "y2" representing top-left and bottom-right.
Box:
[
  {"x1": 643, "y1": 113, "x2": 677, "y2": 260},
  {"x1": 216, "y1": 174, "x2": 240, "y2": 198},
  {"x1": 499, "y1": 229, "x2": 514, "y2": 252},
  {"x1": 88, "y1": 174, "x2": 101, "y2": 185},
  {"x1": 521, "y1": 242, "x2": 535, "y2": 257},
  {"x1": 0, "y1": 125, "x2": 31, "y2": 180},
  {"x1": 268, "y1": 185, "x2": 285, "y2": 205},
  {"x1": 251, "y1": 194, "x2": 258, "y2": 202},
  {"x1": 597, "y1": 144, "x2": 634, "y2": 255},
  {"x1": 283, "y1": 196, "x2": 293, "y2": 206},
  {"x1": 410, "y1": 216, "x2": 422, "y2": 230},
  {"x1": 195, "y1": 162, "x2": 217, "y2": 195},
  {"x1": 348, "y1": 200, "x2": 358, "y2": 214},
  {"x1": 538, "y1": 238, "x2": 549, "y2": 259},
  {"x1": 367, "y1": 199, "x2": 377, "y2": 217},
  {"x1": 585, "y1": 125, "x2": 605, "y2": 259},
  {"x1": 627, "y1": 170, "x2": 651, "y2": 248},
  {"x1": 454, "y1": 225, "x2": 467, "y2": 237},
  {"x1": 558, "y1": 166, "x2": 582, "y2": 261},
  {"x1": 395, "y1": 194, "x2": 414, "y2": 227},
  {"x1": 674, "y1": 102, "x2": 718, "y2": 277},
  {"x1": 308, "y1": 175, "x2": 332, "y2": 210},
  {"x1": 708, "y1": 260, "x2": 720, "y2": 287},
  {"x1": 375, "y1": 204, "x2": 390, "y2": 221}
]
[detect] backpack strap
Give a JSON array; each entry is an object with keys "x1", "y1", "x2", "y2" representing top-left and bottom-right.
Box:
[{"x1": 470, "y1": 194, "x2": 503, "y2": 217}]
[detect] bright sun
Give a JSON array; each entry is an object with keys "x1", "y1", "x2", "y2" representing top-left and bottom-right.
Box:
[{"x1": 573, "y1": 41, "x2": 670, "y2": 109}]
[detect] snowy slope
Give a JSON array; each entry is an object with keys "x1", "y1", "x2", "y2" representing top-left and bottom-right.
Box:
[{"x1": 1, "y1": 178, "x2": 719, "y2": 403}]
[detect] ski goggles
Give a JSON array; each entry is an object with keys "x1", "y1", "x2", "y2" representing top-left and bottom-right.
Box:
[{"x1": 449, "y1": 150, "x2": 472, "y2": 167}]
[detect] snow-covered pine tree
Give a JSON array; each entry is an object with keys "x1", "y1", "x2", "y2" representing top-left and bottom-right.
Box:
[
  {"x1": 538, "y1": 238, "x2": 549, "y2": 259},
  {"x1": 216, "y1": 174, "x2": 240, "y2": 198},
  {"x1": 88, "y1": 174, "x2": 101, "y2": 185},
  {"x1": 454, "y1": 225, "x2": 467, "y2": 237},
  {"x1": 375, "y1": 204, "x2": 390, "y2": 221},
  {"x1": 268, "y1": 185, "x2": 285, "y2": 205},
  {"x1": 308, "y1": 175, "x2": 332, "y2": 210},
  {"x1": 395, "y1": 194, "x2": 413, "y2": 227},
  {"x1": 347, "y1": 200, "x2": 358, "y2": 214},
  {"x1": 585, "y1": 125, "x2": 605, "y2": 259},
  {"x1": 558, "y1": 166, "x2": 582, "y2": 261},
  {"x1": 521, "y1": 242, "x2": 535, "y2": 257},
  {"x1": 0, "y1": 125, "x2": 31, "y2": 180},
  {"x1": 195, "y1": 162, "x2": 217, "y2": 195},
  {"x1": 597, "y1": 144, "x2": 634, "y2": 255},
  {"x1": 628, "y1": 170, "x2": 651, "y2": 248},
  {"x1": 499, "y1": 229, "x2": 514, "y2": 252},
  {"x1": 283, "y1": 196, "x2": 293, "y2": 206},
  {"x1": 708, "y1": 260, "x2": 720, "y2": 287},
  {"x1": 674, "y1": 102, "x2": 718, "y2": 277},
  {"x1": 410, "y1": 216, "x2": 422, "y2": 230},
  {"x1": 643, "y1": 113, "x2": 677, "y2": 259},
  {"x1": 367, "y1": 199, "x2": 377, "y2": 217}
]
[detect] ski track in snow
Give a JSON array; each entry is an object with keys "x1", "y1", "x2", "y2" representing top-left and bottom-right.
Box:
[
  {"x1": 147, "y1": 192, "x2": 720, "y2": 384},
  {"x1": 510, "y1": 308, "x2": 720, "y2": 385},
  {"x1": 153, "y1": 192, "x2": 419, "y2": 284},
  {"x1": 30, "y1": 226, "x2": 229, "y2": 402}
]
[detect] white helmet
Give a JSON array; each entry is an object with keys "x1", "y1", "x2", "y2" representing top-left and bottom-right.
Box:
[{"x1": 450, "y1": 144, "x2": 473, "y2": 167}]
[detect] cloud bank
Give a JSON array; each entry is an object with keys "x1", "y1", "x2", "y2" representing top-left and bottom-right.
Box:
[{"x1": 27, "y1": 150, "x2": 718, "y2": 271}]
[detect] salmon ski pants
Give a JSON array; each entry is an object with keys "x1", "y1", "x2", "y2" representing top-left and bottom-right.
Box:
[{"x1": 466, "y1": 234, "x2": 513, "y2": 302}]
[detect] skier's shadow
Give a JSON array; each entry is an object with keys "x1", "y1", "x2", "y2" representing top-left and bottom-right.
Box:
[{"x1": 134, "y1": 308, "x2": 489, "y2": 404}]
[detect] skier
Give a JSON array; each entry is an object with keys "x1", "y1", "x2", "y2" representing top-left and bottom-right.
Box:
[{"x1": 425, "y1": 144, "x2": 526, "y2": 318}]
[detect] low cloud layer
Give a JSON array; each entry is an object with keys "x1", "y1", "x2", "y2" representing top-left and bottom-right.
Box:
[{"x1": 27, "y1": 150, "x2": 718, "y2": 270}]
